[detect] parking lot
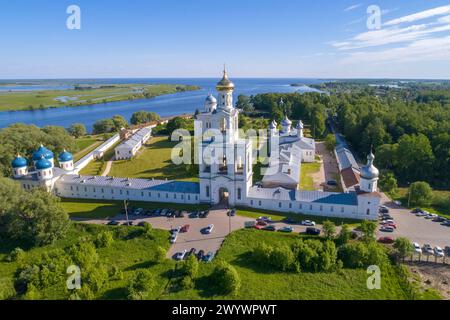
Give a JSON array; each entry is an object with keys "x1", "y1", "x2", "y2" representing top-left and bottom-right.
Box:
[{"x1": 376, "y1": 194, "x2": 449, "y2": 249}]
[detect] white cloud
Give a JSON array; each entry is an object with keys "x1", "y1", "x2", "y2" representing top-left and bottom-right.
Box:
[
  {"x1": 384, "y1": 5, "x2": 450, "y2": 26},
  {"x1": 344, "y1": 4, "x2": 362, "y2": 12}
]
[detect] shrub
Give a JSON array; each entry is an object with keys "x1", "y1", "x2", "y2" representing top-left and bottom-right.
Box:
[
  {"x1": 6, "y1": 247, "x2": 25, "y2": 262},
  {"x1": 211, "y1": 261, "x2": 241, "y2": 295},
  {"x1": 94, "y1": 231, "x2": 114, "y2": 248},
  {"x1": 183, "y1": 255, "x2": 199, "y2": 279},
  {"x1": 127, "y1": 269, "x2": 155, "y2": 300},
  {"x1": 154, "y1": 246, "x2": 167, "y2": 262}
]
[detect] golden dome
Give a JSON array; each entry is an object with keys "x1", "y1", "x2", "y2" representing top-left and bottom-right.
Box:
[{"x1": 216, "y1": 67, "x2": 235, "y2": 91}]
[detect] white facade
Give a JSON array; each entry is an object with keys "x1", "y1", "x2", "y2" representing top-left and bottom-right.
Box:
[
  {"x1": 115, "y1": 127, "x2": 152, "y2": 160},
  {"x1": 11, "y1": 70, "x2": 381, "y2": 221}
]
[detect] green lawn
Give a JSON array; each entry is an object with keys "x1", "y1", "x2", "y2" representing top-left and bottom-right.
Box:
[
  {"x1": 61, "y1": 198, "x2": 209, "y2": 219},
  {"x1": 300, "y1": 161, "x2": 321, "y2": 190},
  {"x1": 108, "y1": 136, "x2": 198, "y2": 182},
  {"x1": 79, "y1": 139, "x2": 122, "y2": 176},
  {"x1": 236, "y1": 207, "x2": 361, "y2": 226},
  {"x1": 392, "y1": 188, "x2": 450, "y2": 219},
  {"x1": 0, "y1": 223, "x2": 435, "y2": 300},
  {"x1": 73, "y1": 137, "x2": 103, "y2": 162},
  {"x1": 0, "y1": 84, "x2": 199, "y2": 111}
]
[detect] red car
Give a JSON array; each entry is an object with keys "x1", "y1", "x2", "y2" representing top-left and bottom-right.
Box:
[
  {"x1": 256, "y1": 220, "x2": 268, "y2": 226},
  {"x1": 180, "y1": 225, "x2": 190, "y2": 233},
  {"x1": 382, "y1": 222, "x2": 397, "y2": 229},
  {"x1": 378, "y1": 237, "x2": 394, "y2": 244},
  {"x1": 253, "y1": 225, "x2": 264, "y2": 230}
]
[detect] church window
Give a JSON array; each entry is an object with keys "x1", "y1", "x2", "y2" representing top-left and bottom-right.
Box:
[
  {"x1": 320, "y1": 205, "x2": 323, "y2": 211},
  {"x1": 299, "y1": 203, "x2": 302, "y2": 209},
  {"x1": 259, "y1": 201, "x2": 261, "y2": 206},
  {"x1": 126, "y1": 191, "x2": 129, "y2": 196},
  {"x1": 188, "y1": 195, "x2": 190, "y2": 200},
  {"x1": 206, "y1": 186, "x2": 210, "y2": 198},
  {"x1": 250, "y1": 200, "x2": 253, "y2": 206},
  {"x1": 366, "y1": 209, "x2": 370, "y2": 215},
  {"x1": 310, "y1": 205, "x2": 313, "y2": 210},
  {"x1": 289, "y1": 203, "x2": 292, "y2": 209},
  {"x1": 341, "y1": 207, "x2": 345, "y2": 213},
  {"x1": 174, "y1": 194, "x2": 177, "y2": 199},
  {"x1": 279, "y1": 202, "x2": 282, "y2": 208},
  {"x1": 331, "y1": 206, "x2": 334, "y2": 212},
  {"x1": 181, "y1": 195, "x2": 184, "y2": 200},
  {"x1": 237, "y1": 188, "x2": 241, "y2": 200},
  {"x1": 166, "y1": 193, "x2": 169, "y2": 198}
]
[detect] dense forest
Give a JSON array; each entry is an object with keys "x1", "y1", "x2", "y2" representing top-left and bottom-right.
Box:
[{"x1": 239, "y1": 81, "x2": 450, "y2": 189}]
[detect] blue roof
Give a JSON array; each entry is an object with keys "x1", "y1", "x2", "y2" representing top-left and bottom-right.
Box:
[
  {"x1": 11, "y1": 155, "x2": 27, "y2": 168},
  {"x1": 35, "y1": 156, "x2": 52, "y2": 170},
  {"x1": 312, "y1": 192, "x2": 358, "y2": 206},
  {"x1": 58, "y1": 150, "x2": 73, "y2": 162},
  {"x1": 32, "y1": 145, "x2": 54, "y2": 161}
]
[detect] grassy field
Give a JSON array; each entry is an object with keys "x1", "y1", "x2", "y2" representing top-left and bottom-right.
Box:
[
  {"x1": 79, "y1": 139, "x2": 122, "y2": 176},
  {"x1": 1, "y1": 224, "x2": 426, "y2": 300},
  {"x1": 299, "y1": 161, "x2": 321, "y2": 190},
  {"x1": 60, "y1": 198, "x2": 209, "y2": 219},
  {"x1": 236, "y1": 206, "x2": 362, "y2": 226},
  {"x1": 108, "y1": 136, "x2": 198, "y2": 182},
  {"x1": 0, "y1": 84, "x2": 199, "y2": 111},
  {"x1": 392, "y1": 188, "x2": 450, "y2": 219},
  {"x1": 73, "y1": 137, "x2": 103, "y2": 162}
]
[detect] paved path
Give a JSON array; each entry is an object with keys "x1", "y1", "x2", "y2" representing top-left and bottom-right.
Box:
[
  {"x1": 376, "y1": 193, "x2": 450, "y2": 248},
  {"x1": 101, "y1": 160, "x2": 113, "y2": 176},
  {"x1": 316, "y1": 141, "x2": 341, "y2": 192}
]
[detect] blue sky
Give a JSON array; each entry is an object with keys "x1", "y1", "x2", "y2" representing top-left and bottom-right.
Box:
[{"x1": 1, "y1": 0, "x2": 450, "y2": 79}]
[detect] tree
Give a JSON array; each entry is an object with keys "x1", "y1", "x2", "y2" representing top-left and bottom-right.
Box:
[
  {"x1": 127, "y1": 269, "x2": 155, "y2": 300},
  {"x1": 270, "y1": 245, "x2": 296, "y2": 272},
  {"x1": 111, "y1": 115, "x2": 129, "y2": 131},
  {"x1": 68, "y1": 123, "x2": 87, "y2": 138},
  {"x1": 154, "y1": 246, "x2": 166, "y2": 262},
  {"x1": 337, "y1": 224, "x2": 352, "y2": 245},
  {"x1": 6, "y1": 188, "x2": 70, "y2": 246},
  {"x1": 236, "y1": 95, "x2": 254, "y2": 112},
  {"x1": 408, "y1": 181, "x2": 433, "y2": 207},
  {"x1": 93, "y1": 119, "x2": 115, "y2": 134},
  {"x1": 166, "y1": 117, "x2": 193, "y2": 135},
  {"x1": 322, "y1": 220, "x2": 336, "y2": 239},
  {"x1": 338, "y1": 242, "x2": 368, "y2": 268},
  {"x1": 324, "y1": 134, "x2": 336, "y2": 152},
  {"x1": 130, "y1": 111, "x2": 160, "y2": 125},
  {"x1": 183, "y1": 255, "x2": 199, "y2": 279},
  {"x1": 379, "y1": 172, "x2": 398, "y2": 195},
  {"x1": 393, "y1": 237, "x2": 414, "y2": 262},
  {"x1": 94, "y1": 231, "x2": 114, "y2": 248},
  {"x1": 359, "y1": 220, "x2": 377, "y2": 242},
  {"x1": 211, "y1": 261, "x2": 241, "y2": 295}
]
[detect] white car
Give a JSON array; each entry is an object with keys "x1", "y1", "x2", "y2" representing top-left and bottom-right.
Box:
[
  {"x1": 170, "y1": 233, "x2": 178, "y2": 244},
  {"x1": 205, "y1": 224, "x2": 214, "y2": 234},
  {"x1": 382, "y1": 219, "x2": 395, "y2": 225},
  {"x1": 425, "y1": 214, "x2": 438, "y2": 220},
  {"x1": 393, "y1": 201, "x2": 402, "y2": 206},
  {"x1": 434, "y1": 246, "x2": 445, "y2": 257},
  {"x1": 175, "y1": 250, "x2": 187, "y2": 261},
  {"x1": 302, "y1": 220, "x2": 316, "y2": 226},
  {"x1": 413, "y1": 242, "x2": 422, "y2": 254}
]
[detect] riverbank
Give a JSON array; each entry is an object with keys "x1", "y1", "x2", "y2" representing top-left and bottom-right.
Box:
[{"x1": 0, "y1": 83, "x2": 200, "y2": 111}]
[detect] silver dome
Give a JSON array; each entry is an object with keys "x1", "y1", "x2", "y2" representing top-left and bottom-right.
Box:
[
  {"x1": 360, "y1": 152, "x2": 379, "y2": 180},
  {"x1": 296, "y1": 120, "x2": 304, "y2": 129},
  {"x1": 269, "y1": 120, "x2": 277, "y2": 129},
  {"x1": 205, "y1": 94, "x2": 217, "y2": 104},
  {"x1": 281, "y1": 116, "x2": 292, "y2": 126}
]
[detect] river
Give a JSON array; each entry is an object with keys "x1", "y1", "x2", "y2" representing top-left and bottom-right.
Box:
[{"x1": 0, "y1": 78, "x2": 324, "y2": 132}]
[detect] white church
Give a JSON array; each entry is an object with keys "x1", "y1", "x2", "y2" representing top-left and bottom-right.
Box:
[{"x1": 11, "y1": 69, "x2": 381, "y2": 220}]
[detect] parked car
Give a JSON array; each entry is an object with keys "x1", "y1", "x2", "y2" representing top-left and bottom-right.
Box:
[
  {"x1": 189, "y1": 211, "x2": 199, "y2": 218},
  {"x1": 434, "y1": 246, "x2": 445, "y2": 257},
  {"x1": 153, "y1": 208, "x2": 162, "y2": 216},
  {"x1": 380, "y1": 226, "x2": 394, "y2": 233},
  {"x1": 413, "y1": 242, "x2": 422, "y2": 254},
  {"x1": 170, "y1": 226, "x2": 181, "y2": 234},
  {"x1": 278, "y1": 226, "x2": 293, "y2": 233},
  {"x1": 133, "y1": 208, "x2": 144, "y2": 216},
  {"x1": 283, "y1": 217, "x2": 297, "y2": 224},
  {"x1": 245, "y1": 221, "x2": 256, "y2": 228},
  {"x1": 227, "y1": 209, "x2": 236, "y2": 217},
  {"x1": 444, "y1": 246, "x2": 450, "y2": 257},
  {"x1": 170, "y1": 233, "x2": 178, "y2": 244},
  {"x1": 442, "y1": 220, "x2": 450, "y2": 226},
  {"x1": 305, "y1": 227, "x2": 321, "y2": 235},
  {"x1": 378, "y1": 237, "x2": 394, "y2": 244},
  {"x1": 160, "y1": 209, "x2": 169, "y2": 216},
  {"x1": 202, "y1": 251, "x2": 215, "y2": 262},
  {"x1": 137, "y1": 221, "x2": 149, "y2": 227},
  {"x1": 197, "y1": 250, "x2": 205, "y2": 261},
  {"x1": 256, "y1": 220, "x2": 268, "y2": 226},
  {"x1": 122, "y1": 221, "x2": 133, "y2": 226},
  {"x1": 423, "y1": 244, "x2": 434, "y2": 255},
  {"x1": 253, "y1": 224, "x2": 264, "y2": 230},
  {"x1": 379, "y1": 207, "x2": 389, "y2": 214},
  {"x1": 180, "y1": 225, "x2": 190, "y2": 233},
  {"x1": 432, "y1": 216, "x2": 446, "y2": 223},
  {"x1": 393, "y1": 200, "x2": 402, "y2": 206},
  {"x1": 416, "y1": 211, "x2": 428, "y2": 217},
  {"x1": 188, "y1": 248, "x2": 197, "y2": 257},
  {"x1": 382, "y1": 222, "x2": 397, "y2": 229},
  {"x1": 381, "y1": 219, "x2": 395, "y2": 225},
  {"x1": 425, "y1": 214, "x2": 438, "y2": 220},
  {"x1": 411, "y1": 208, "x2": 423, "y2": 214},
  {"x1": 327, "y1": 179, "x2": 338, "y2": 186},
  {"x1": 257, "y1": 216, "x2": 272, "y2": 223},
  {"x1": 301, "y1": 220, "x2": 316, "y2": 226},
  {"x1": 262, "y1": 225, "x2": 276, "y2": 232},
  {"x1": 204, "y1": 224, "x2": 214, "y2": 234},
  {"x1": 107, "y1": 220, "x2": 120, "y2": 226},
  {"x1": 175, "y1": 250, "x2": 187, "y2": 261},
  {"x1": 199, "y1": 210, "x2": 210, "y2": 218}
]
